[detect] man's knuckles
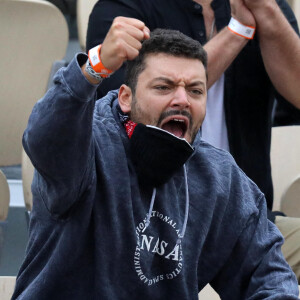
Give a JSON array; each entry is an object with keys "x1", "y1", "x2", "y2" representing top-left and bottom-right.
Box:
[
  {"x1": 110, "y1": 26, "x2": 144, "y2": 44},
  {"x1": 112, "y1": 18, "x2": 146, "y2": 36},
  {"x1": 102, "y1": 17, "x2": 146, "y2": 69},
  {"x1": 111, "y1": 19, "x2": 127, "y2": 32},
  {"x1": 126, "y1": 48, "x2": 140, "y2": 60}
]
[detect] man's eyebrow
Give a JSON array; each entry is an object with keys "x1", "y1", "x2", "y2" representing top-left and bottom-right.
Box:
[
  {"x1": 186, "y1": 81, "x2": 206, "y2": 88},
  {"x1": 150, "y1": 77, "x2": 176, "y2": 85},
  {"x1": 150, "y1": 77, "x2": 206, "y2": 87}
]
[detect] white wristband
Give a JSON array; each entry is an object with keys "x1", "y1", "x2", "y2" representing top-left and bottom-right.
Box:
[{"x1": 228, "y1": 17, "x2": 256, "y2": 40}]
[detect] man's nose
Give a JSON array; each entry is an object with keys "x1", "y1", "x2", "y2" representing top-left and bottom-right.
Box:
[{"x1": 170, "y1": 87, "x2": 191, "y2": 109}]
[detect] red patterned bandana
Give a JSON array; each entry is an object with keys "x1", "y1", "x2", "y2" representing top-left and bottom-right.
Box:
[{"x1": 124, "y1": 120, "x2": 137, "y2": 138}]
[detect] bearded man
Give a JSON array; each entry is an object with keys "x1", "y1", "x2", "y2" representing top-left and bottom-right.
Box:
[{"x1": 12, "y1": 17, "x2": 299, "y2": 300}]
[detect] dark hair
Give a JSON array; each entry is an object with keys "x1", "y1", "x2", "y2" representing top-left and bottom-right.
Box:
[{"x1": 124, "y1": 28, "x2": 207, "y2": 94}]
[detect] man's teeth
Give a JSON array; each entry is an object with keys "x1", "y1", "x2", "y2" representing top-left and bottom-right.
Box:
[{"x1": 173, "y1": 119, "x2": 184, "y2": 122}]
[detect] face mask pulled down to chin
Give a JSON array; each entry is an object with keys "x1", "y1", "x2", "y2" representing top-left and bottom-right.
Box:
[{"x1": 129, "y1": 124, "x2": 194, "y2": 187}]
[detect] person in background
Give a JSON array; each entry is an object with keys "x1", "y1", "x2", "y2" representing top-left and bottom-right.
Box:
[
  {"x1": 86, "y1": 0, "x2": 300, "y2": 280},
  {"x1": 12, "y1": 19, "x2": 299, "y2": 299}
]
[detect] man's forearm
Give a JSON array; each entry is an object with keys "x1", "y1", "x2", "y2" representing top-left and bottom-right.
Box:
[
  {"x1": 204, "y1": 27, "x2": 249, "y2": 88},
  {"x1": 204, "y1": 0, "x2": 257, "y2": 89},
  {"x1": 249, "y1": 1, "x2": 300, "y2": 107}
]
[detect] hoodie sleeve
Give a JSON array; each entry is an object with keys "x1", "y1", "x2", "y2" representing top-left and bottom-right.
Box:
[
  {"x1": 23, "y1": 53, "x2": 99, "y2": 217},
  {"x1": 210, "y1": 194, "x2": 299, "y2": 299}
]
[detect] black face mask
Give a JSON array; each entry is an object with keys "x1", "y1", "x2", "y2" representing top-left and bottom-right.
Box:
[{"x1": 129, "y1": 124, "x2": 194, "y2": 187}]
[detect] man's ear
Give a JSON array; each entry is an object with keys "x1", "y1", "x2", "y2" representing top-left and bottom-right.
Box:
[{"x1": 118, "y1": 84, "x2": 132, "y2": 114}]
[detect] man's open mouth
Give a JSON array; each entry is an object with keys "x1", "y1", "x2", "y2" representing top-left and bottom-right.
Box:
[{"x1": 160, "y1": 116, "x2": 189, "y2": 138}]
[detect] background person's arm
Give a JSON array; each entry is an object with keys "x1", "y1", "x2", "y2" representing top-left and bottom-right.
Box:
[
  {"x1": 243, "y1": 0, "x2": 300, "y2": 107},
  {"x1": 204, "y1": 27, "x2": 250, "y2": 88},
  {"x1": 86, "y1": 0, "x2": 258, "y2": 90},
  {"x1": 204, "y1": 0, "x2": 256, "y2": 88}
]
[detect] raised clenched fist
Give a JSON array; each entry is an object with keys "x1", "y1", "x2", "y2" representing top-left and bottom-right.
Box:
[{"x1": 100, "y1": 17, "x2": 150, "y2": 72}]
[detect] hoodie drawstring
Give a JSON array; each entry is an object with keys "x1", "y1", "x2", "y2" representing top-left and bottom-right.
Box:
[
  {"x1": 142, "y1": 164, "x2": 190, "y2": 246},
  {"x1": 177, "y1": 164, "x2": 189, "y2": 245},
  {"x1": 142, "y1": 187, "x2": 156, "y2": 233}
]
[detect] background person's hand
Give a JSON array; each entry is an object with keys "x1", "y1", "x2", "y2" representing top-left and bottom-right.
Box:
[
  {"x1": 100, "y1": 17, "x2": 150, "y2": 72},
  {"x1": 230, "y1": 0, "x2": 256, "y2": 27}
]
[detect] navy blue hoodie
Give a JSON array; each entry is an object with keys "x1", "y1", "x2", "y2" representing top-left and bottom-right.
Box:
[{"x1": 12, "y1": 54, "x2": 299, "y2": 300}]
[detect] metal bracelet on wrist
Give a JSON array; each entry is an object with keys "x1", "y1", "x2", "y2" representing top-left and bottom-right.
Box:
[{"x1": 85, "y1": 59, "x2": 104, "y2": 82}]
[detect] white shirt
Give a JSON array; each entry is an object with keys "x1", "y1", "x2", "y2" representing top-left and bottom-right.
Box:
[{"x1": 201, "y1": 74, "x2": 229, "y2": 151}]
